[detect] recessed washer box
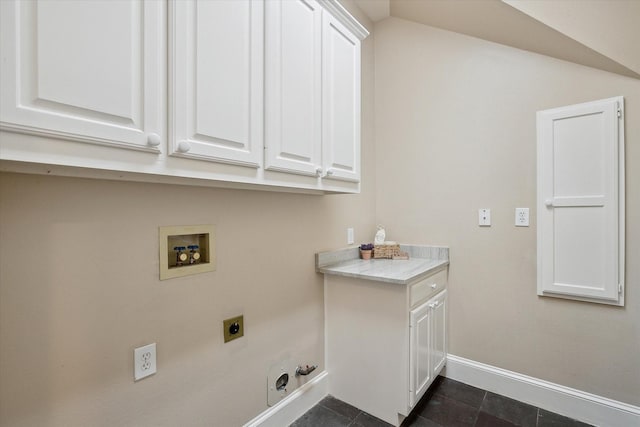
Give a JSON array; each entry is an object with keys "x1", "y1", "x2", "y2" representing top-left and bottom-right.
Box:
[{"x1": 159, "y1": 225, "x2": 216, "y2": 280}]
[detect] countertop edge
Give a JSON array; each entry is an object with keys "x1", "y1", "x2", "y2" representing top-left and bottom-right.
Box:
[
  {"x1": 316, "y1": 244, "x2": 450, "y2": 285},
  {"x1": 317, "y1": 259, "x2": 449, "y2": 285}
]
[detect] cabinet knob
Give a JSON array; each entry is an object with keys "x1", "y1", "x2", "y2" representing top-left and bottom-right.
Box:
[
  {"x1": 430, "y1": 283, "x2": 437, "y2": 289},
  {"x1": 177, "y1": 141, "x2": 191, "y2": 153},
  {"x1": 544, "y1": 199, "x2": 554, "y2": 208},
  {"x1": 316, "y1": 167, "x2": 323, "y2": 177},
  {"x1": 147, "y1": 133, "x2": 161, "y2": 147},
  {"x1": 325, "y1": 169, "x2": 334, "y2": 176}
]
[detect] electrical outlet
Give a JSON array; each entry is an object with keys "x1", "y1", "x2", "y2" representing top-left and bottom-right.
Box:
[
  {"x1": 134, "y1": 343, "x2": 157, "y2": 381},
  {"x1": 347, "y1": 227, "x2": 354, "y2": 245},
  {"x1": 478, "y1": 209, "x2": 491, "y2": 226},
  {"x1": 515, "y1": 208, "x2": 530, "y2": 226},
  {"x1": 223, "y1": 315, "x2": 244, "y2": 343}
]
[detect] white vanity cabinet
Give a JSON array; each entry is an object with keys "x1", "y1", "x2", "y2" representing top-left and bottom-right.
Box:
[
  {"x1": 409, "y1": 289, "x2": 447, "y2": 408},
  {"x1": 324, "y1": 267, "x2": 448, "y2": 427},
  {"x1": 0, "y1": 0, "x2": 165, "y2": 153}
]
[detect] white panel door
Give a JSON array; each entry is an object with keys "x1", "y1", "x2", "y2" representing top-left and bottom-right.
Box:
[
  {"x1": 322, "y1": 12, "x2": 361, "y2": 183},
  {"x1": 170, "y1": 0, "x2": 263, "y2": 167},
  {"x1": 409, "y1": 299, "x2": 432, "y2": 409},
  {"x1": 264, "y1": 0, "x2": 322, "y2": 177},
  {"x1": 430, "y1": 291, "x2": 447, "y2": 378},
  {"x1": 0, "y1": 0, "x2": 164, "y2": 152},
  {"x1": 537, "y1": 97, "x2": 624, "y2": 305}
]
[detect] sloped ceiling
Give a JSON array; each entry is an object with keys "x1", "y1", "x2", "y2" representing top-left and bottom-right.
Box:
[
  {"x1": 503, "y1": 0, "x2": 640, "y2": 76},
  {"x1": 353, "y1": 0, "x2": 640, "y2": 79}
]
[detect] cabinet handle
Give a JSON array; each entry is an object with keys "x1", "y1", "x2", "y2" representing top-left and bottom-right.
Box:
[
  {"x1": 177, "y1": 141, "x2": 191, "y2": 153},
  {"x1": 325, "y1": 168, "x2": 334, "y2": 176},
  {"x1": 429, "y1": 303, "x2": 437, "y2": 309},
  {"x1": 430, "y1": 283, "x2": 437, "y2": 289},
  {"x1": 316, "y1": 167, "x2": 323, "y2": 177},
  {"x1": 147, "y1": 133, "x2": 161, "y2": 147},
  {"x1": 544, "y1": 199, "x2": 554, "y2": 208}
]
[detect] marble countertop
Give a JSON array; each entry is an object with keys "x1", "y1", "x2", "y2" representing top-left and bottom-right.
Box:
[{"x1": 316, "y1": 245, "x2": 449, "y2": 285}]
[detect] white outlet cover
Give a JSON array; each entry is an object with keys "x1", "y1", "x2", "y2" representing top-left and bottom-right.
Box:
[
  {"x1": 515, "y1": 208, "x2": 530, "y2": 227},
  {"x1": 134, "y1": 343, "x2": 157, "y2": 381},
  {"x1": 478, "y1": 209, "x2": 491, "y2": 226}
]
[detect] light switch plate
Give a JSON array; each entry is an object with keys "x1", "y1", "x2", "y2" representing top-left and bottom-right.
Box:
[
  {"x1": 478, "y1": 209, "x2": 491, "y2": 226},
  {"x1": 347, "y1": 227, "x2": 354, "y2": 245},
  {"x1": 515, "y1": 208, "x2": 530, "y2": 226}
]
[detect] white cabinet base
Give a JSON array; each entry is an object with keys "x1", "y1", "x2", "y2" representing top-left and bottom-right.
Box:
[{"x1": 324, "y1": 270, "x2": 448, "y2": 426}]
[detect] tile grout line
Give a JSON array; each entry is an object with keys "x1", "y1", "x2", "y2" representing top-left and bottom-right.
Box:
[
  {"x1": 347, "y1": 410, "x2": 362, "y2": 427},
  {"x1": 474, "y1": 390, "x2": 488, "y2": 426},
  {"x1": 319, "y1": 400, "x2": 362, "y2": 425}
]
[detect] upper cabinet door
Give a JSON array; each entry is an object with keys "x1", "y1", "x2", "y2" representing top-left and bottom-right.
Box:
[
  {"x1": 170, "y1": 0, "x2": 263, "y2": 168},
  {"x1": 0, "y1": 0, "x2": 165, "y2": 152},
  {"x1": 264, "y1": 0, "x2": 323, "y2": 177},
  {"x1": 537, "y1": 97, "x2": 625, "y2": 306},
  {"x1": 322, "y1": 12, "x2": 361, "y2": 183}
]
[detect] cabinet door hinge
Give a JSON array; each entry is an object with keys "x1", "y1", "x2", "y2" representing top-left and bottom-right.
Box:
[
  {"x1": 617, "y1": 108, "x2": 622, "y2": 118},
  {"x1": 619, "y1": 283, "x2": 623, "y2": 294}
]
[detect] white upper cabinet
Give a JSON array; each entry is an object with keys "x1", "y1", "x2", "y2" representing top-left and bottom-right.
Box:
[
  {"x1": 0, "y1": 0, "x2": 367, "y2": 194},
  {"x1": 0, "y1": 0, "x2": 164, "y2": 152},
  {"x1": 322, "y1": 11, "x2": 361, "y2": 183},
  {"x1": 265, "y1": 0, "x2": 323, "y2": 177},
  {"x1": 265, "y1": 0, "x2": 366, "y2": 183},
  {"x1": 537, "y1": 97, "x2": 625, "y2": 306},
  {"x1": 169, "y1": 0, "x2": 263, "y2": 168}
]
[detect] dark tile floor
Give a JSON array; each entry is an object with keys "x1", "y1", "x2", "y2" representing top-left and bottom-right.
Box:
[{"x1": 290, "y1": 376, "x2": 593, "y2": 427}]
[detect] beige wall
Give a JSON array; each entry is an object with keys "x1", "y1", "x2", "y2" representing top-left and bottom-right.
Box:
[
  {"x1": 504, "y1": 0, "x2": 640, "y2": 75},
  {"x1": 374, "y1": 17, "x2": 640, "y2": 406},
  {"x1": 2, "y1": 6, "x2": 639, "y2": 427},
  {"x1": 0, "y1": 21, "x2": 376, "y2": 427},
  {"x1": 0, "y1": 173, "x2": 375, "y2": 427}
]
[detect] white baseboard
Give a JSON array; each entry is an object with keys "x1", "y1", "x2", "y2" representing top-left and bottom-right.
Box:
[
  {"x1": 243, "y1": 371, "x2": 329, "y2": 427},
  {"x1": 445, "y1": 354, "x2": 640, "y2": 427}
]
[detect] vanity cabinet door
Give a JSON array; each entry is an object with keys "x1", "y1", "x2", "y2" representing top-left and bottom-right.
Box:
[
  {"x1": 409, "y1": 289, "x2": 447, "y2": 409},
  {"x1": 430, "y1": 290, "x2": 447, "y2": 378},
  {"x1": 0, "y1": 0, "x2": 165, "y2": 152},
  {"x1": 409, "y1": 298, "x2": 432, "y2": 408}
]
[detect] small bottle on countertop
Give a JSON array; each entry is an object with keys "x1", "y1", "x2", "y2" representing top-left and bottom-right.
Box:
[{"x1": 374, "y1": 225, "x2": 386, "y2": 245}]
